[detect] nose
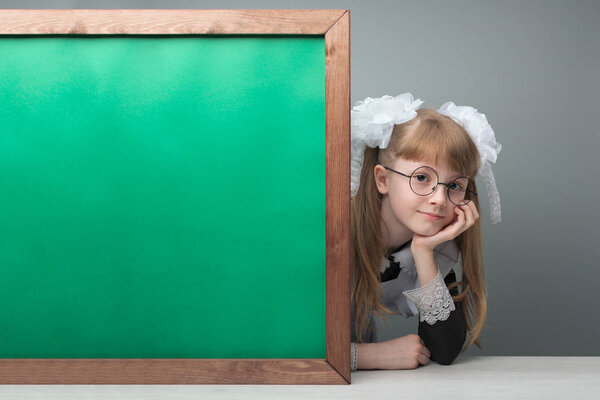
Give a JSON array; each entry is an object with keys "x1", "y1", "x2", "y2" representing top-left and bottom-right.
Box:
[{"x1": 429, "y1": 184, "x2": 447, "y2": 206}]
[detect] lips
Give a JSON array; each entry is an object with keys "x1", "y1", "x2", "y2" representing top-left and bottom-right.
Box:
[{"x1": 420, "y1": 211, "x2": 443, "y2": 218}]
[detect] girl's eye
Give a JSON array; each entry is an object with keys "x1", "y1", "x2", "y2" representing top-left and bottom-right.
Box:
[
  {"x1": 449, "y1": 182, "x2": 464, "y2": 191},
  {"x1": 414, "y1": 174, "x2": 429, "y2": 182}
]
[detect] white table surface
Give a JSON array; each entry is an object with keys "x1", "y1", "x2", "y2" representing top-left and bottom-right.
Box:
[{"x1": 1, "y1": 356, "x2": 599, "y2": 399}]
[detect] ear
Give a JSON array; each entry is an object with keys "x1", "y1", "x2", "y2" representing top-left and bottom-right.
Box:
[{"x1": 373, "y1": 164, "x2": 389, "y2": 195}]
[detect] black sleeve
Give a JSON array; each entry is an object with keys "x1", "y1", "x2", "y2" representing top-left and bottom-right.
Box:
[{"x1": 417, "y1": 269, "x2": 467, "y2": 365}]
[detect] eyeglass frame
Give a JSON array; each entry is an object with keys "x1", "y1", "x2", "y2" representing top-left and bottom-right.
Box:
[{"x1": 382, "y1": 165, "x2": 478, "y2": 206}]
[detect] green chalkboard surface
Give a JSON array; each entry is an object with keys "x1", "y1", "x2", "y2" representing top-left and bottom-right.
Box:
[{"x1": 0, "y1": 36, "x2": 325, "y2": 359}]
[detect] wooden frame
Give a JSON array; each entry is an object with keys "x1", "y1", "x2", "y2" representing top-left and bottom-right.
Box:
[{"x1": 0, "y1": 9, "x2": 351, "y2": 384}]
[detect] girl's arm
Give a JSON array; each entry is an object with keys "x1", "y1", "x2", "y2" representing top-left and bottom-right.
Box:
[
  {"x1": 402, "y1": 266, "x2": 467, "y2": 365},
  {"x1": 353, "y1": 342, "x2": 380, "y2": 370},
  {"x1": 401, "y1": 202, "x2": 476, "y2": 365},
  {"x1": 417, "y1": 269, "x2": 467, "y2": 365},
  {"x1": 352, "y1": 336, "x2": 432, "y2": 370}
]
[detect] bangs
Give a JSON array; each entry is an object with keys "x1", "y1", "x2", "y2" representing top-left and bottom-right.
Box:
[{"x1": 394, "y1": 112, "x2": 480, "y2": 178}]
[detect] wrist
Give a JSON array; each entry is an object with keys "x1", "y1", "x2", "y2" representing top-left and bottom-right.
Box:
[
  {"x1": 356, "y1": 342, "x2": 379, "y2": 370},
  {"x1": 411, "y1": 246, "x2": 438, "y2": 287},
  {"x1": 411, "y1": 244, "x2": 434, "y2": 260}
]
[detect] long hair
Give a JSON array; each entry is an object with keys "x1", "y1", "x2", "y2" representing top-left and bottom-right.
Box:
[{"x1": 351, "y1": 108, "x2": 487, "y2": 351}]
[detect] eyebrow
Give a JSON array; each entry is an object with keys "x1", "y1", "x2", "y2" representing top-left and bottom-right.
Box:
[
  {"x1": 444, "y1": 172, "x2": 464, "y2": 181},
  {"x1": 419, "y1": 165, "x2": 463, "y2": 180}
]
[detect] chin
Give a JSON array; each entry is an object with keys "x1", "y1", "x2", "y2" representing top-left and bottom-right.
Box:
[{"x1": 413, "y1": 225, "x2": 442, "y2": 237}]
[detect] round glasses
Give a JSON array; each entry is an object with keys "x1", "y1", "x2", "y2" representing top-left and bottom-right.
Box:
[{"x1": 383, "y1": 165, "x2": 477, "y2": 206}]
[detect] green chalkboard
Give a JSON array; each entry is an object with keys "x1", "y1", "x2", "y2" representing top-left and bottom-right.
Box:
[{"x1": 0, "y1": 36, "x2": 326, "y2": 359}]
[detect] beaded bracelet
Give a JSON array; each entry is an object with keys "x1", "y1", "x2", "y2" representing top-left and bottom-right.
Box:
[{"x1": 350, "y1": 342, "x2": 358, "y2": 372}]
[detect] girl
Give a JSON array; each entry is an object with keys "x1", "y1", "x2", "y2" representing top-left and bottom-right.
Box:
[{"x1": 350, "y1": 93, "x2": 502, "y2": 371}]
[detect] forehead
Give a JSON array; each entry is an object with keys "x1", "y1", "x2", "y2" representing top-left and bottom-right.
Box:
[{"x1": 393, "y1": 157, "x2": 462, "y2": 178}]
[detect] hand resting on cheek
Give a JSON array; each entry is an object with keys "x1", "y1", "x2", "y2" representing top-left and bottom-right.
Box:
[{"x1": 411, "y1": 202, "x2": 480, "y2": 253}]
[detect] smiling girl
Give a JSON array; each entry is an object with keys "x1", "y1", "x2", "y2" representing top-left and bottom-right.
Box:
[{"x1": 350, "y1": 93, "x2": 502, "y2": 371}]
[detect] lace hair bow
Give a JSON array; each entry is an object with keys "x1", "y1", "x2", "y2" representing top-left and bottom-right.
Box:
[
  {"x1": 351, "y1": 93, "x2": 424, "y2": 197},
  {"x1": 350, "y1": 93, "x2": 502, "y2": 224},
  {"x1": 437, "y1": 102, "x2": 502, "y2": 224}
]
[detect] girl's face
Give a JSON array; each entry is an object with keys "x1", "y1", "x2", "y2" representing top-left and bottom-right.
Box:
[{"x1": 374, "y1": 156, "x2": 462, "y2": 244}]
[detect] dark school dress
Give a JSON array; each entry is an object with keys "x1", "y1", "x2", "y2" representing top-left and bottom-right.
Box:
[{"x1": 350, "y1": 239, "x2": 467, "y2": 369}]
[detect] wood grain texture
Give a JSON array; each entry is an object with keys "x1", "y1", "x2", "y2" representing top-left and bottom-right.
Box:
[
  {"x1": 0, "y1": 9, "x2": 346, "y2": 34},
  {"x1": 0, "y1": 9, "x2": 351, "y2": 385},
  {"x1": 0, "y1": 359, "x2": 347, "y2": 384},
  {"x1": 324, "y1": 10, "x2": 352, "y2": 385}
]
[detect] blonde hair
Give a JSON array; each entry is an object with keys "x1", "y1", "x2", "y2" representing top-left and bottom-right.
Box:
[{"x1": 351, "y1": 108, "x2": 487, "y2": 351}]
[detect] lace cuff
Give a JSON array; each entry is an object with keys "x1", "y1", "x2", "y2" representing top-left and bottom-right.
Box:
[
  {"x1": 351, "y1": 342, "x2": 358, "y2": 372},
  {"x1": 402, "y1": 269, "x2": 456, "y2": 325}
]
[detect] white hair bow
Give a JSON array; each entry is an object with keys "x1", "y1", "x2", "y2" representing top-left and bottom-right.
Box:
[
  {"x1": 350, "y1": 93, "x2": 423, "y2": 197},
  {"x1": 437, "y1": 102, "x2": 502, "y2": 223}
]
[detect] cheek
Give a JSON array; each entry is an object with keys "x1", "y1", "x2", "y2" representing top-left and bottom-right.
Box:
[
  {"x1": 390, "y1": 195, "x2": 422, "y2": 227},
  {"x1": 391, "y1": 192, "x2": 417, "y2": 216}
]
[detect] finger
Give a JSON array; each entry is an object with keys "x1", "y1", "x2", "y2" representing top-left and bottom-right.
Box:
[
  {"x1": 457, "y1": 207, "x2": 471, "y2": 234},
  {"x1": 471, "y1": 202, "x2": 480, "y2": 220},
  {"x1": 462, "y1": 204, "x2": 475, "y2": 226},
  {"x1": 455, "y1": 206, "x2": 466, "y2": 227},
  {"x1": 422, "y1": 345, "x2": 431, "y2": 359},
  {"x1": 462, "y1": 205, "x2": 474, "y2": 227},
  {"x1": 465, "y1": 201, "x2": 479, "y2": 220},
  {"x1": 417, "y1": 352, "x2": 430, "y2": 365},
  {"x1": 467, "y1": 203, "x2": 479, "y2": 225}
]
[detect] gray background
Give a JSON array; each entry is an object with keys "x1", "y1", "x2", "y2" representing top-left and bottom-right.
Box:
[{"x1": 2, "y1": 0, "x2": 598, "y2": 356}]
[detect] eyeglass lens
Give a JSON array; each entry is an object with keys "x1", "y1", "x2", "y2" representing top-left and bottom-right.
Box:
[{"x1": 409, "y1": 166, "x2": 474, "y2": 206}]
